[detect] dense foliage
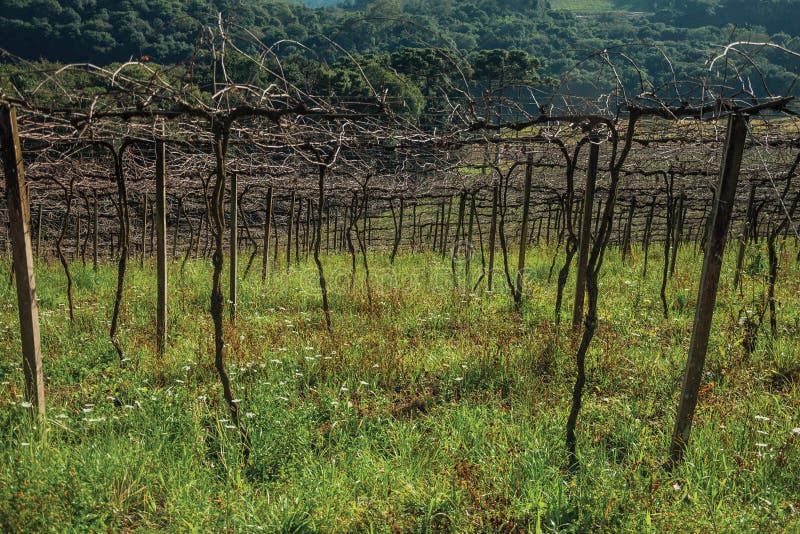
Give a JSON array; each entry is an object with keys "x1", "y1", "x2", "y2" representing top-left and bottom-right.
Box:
[{"x1": 1, "y1": 0, "x2": 798, "y2": 118}]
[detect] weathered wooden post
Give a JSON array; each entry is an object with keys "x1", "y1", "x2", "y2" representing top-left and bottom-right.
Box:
[
  {"x1": 442, "y1": 196, "x2": 452, "y2": 258},
  {"x1": 432, "y1": 204, "x2": 440, "y2": 253},
  {"x1": 669, "y1": 114, "x2": 747, "y2": 465},
  {"x1": 148, "y1": 200, "x2": 155, "y2": 260},
  {"x1": 487, "y1": 183, "x2": 499, "y2": 292},
  {"x1": 390, "y1": 197, "x2": 404, "y2": 264},
  {"x1": 286, "y1": 190, "x2": 295, "y2": 268},
  {"x1": 272, "y1": 207, "x2": 279, "y2": 265},
  {"x1": 140, "y1": 194, "x2": 148, "y2": 267},
  {"x1": 325, "y1": 200, "x2": 331, "y2": 254},
  {"x1": 92, "y1": 189, "x2": 98, "y2": 270},
  {"x1": 572, "y1": 138, "x2": 599, "y2": 330},
  {"x1": 466, "y1": 193, "x2": 476, "y2": 284},
  {"x1": 733, "y1": 182, "x2": 756, "y2": 289},
  {"x1": 261, "y1": 186, "x2": 273, "y2": 281},
  {"x1": 294, "y1": 196, "x2": 301, "y2": 264},
  {"x1": 74, "y1": 211, "x2": 81, "y2": 261},
  {"x1": 438, "y1": 201, "x2": 446, "y2": 256},
  {"x1": 515, "y1": 153, "x2": 534, "y2": 304},
  {"x1": 1, "y1": 105, "x2": 45, "y2": 415},
  {"x1": 172, "y1": 197, "x2": 181, "y2": 260},
  {"x1": 411, "y1": 202, "x2": 417, "y2": 252},
  {"x1": 305, "y1": 197, "x2": 312, "y2": 258},
  {"x1": 229, "y1": 172, "x2": 238, "y2": 322},
  {"x1": 155, "y1": 139, "x2": 167, "y2": 354},
  {"x1": 451, "y1": 191, "x2": 466, "y2": 284},
  {"x1": 642, "y1": 195, "x2": 656, "y2": 278},
  {"x1": 313, "y1": 166, "x2": 332, "y2": 330},
  {"x1": 621, "y1": 196, "x2": 636, "y2": 262}
]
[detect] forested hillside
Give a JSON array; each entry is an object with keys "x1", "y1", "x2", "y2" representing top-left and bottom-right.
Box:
[{"x1": 1, "y1": 0, "x2": 798, "y2": 117}]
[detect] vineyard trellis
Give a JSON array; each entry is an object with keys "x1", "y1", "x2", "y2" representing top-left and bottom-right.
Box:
[{"x1": 1, "y1": 29, "x2": 800, "y2": 469}]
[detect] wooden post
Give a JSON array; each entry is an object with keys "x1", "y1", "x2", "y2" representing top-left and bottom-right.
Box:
[
  {"x1": 1, "y1": 105, "x2": 45, "y2": 414},
  {"x1": 487, "y1": 184, "x2": 499, "y2": 292},
  {"x1": 536, "y1": 215, "x2": 543, "y2": 243},
  {"x1": 72, "y1": 211, "x2": 81, "y2": 261},
  {"x1": 155, "y1": 139, "x2": 167, "y2": 354},
  {"x1": 229, "y1": 172, "x2": 238, "y2": 321},
  {"x1": 140, "y1": 194, "x2": 147, "y2": 266},
  {"x1": 325, "y1": 201, "x2": 331, "y2": 254},
  {"x1": 515, "y1": 153, "x2": 534, "y2": 303},
  {"x1": 572, "y1": 138, "x2": 599, "y2": 330},
  {"x1": 642, "y1": 195, "x2": 655, "y2": 278},
  {"x1": 451, "y1": 192, "x2": 466, "y2": 284},
  {"x1": 172, "y1": 197, "x2": 181, "y2": 260},
  {"x1": 92, "y1": 190, "x2": 98, "y2": 270},
  {"x1": 466, "y1": 193, "x2": 476, "y2": 284},
  {"x1": 368, "y1": 210, "x2": 373, "y2": 248},
  {"x1": 294, "y1": 196, "x2": 301, "y2": 264},
  {"x1": 338, "y1": 206, "x2": 345, "y2": 252},
  {"x1": 442, "y1": 196, "x2": 452, "y2": 257},
  {"x1": 261, "y1": 186, "x2": 273, "y2": 281},
  {"x1": 305, "y1": 197, "x2": 311, "y2": 258},
  {"x1": 149, "y1": 199, "x2": 155, "y2": 260},
  {"x1": 438, "y1": 201, "x2": 446, "y2": 255},
  {"x1": 390, "y1": 197, "x2": 404, "y2": 264},
  {"x1": 194, "y1": 212, "x2": 202, "y2": 259},
  {"x1": 432, "y1": 204, "x2": 439, "y2": 253},
  {"x1": 272, "y1": 206, "x2": 279, "y2": 265},
  {"x1": 622, "y1": 196, "x2": 636, "y2": 262},
  {"x1": 411, "y1": 202, "x2": 417, "y2": 252},
  {"x1": 670, "y1": 114, "x2": 747, "y2": 465}
]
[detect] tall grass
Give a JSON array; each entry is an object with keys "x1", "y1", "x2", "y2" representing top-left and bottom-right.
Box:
[{"x1": 0, "y1": 242, "x2": 798, "y2": 532}]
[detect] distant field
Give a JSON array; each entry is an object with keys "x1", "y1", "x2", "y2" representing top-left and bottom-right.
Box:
[
  {"x1": 549, "y1": 0, "x2": 617, "y2": 11},
  {"x1": 548, "y1": 0, "x2": 650, "y2": 12}
]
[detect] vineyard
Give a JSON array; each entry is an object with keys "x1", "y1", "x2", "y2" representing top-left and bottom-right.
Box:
[{"x1": 1, "y1": 29, "x2": 800, "y2": 532}]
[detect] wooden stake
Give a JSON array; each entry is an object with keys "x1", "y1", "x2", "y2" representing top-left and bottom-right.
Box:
[
  {"x1": 488, "y1": 184, "x2": 499, "y2": 292},
  {"x1": 1, "y1": 105, "x2": 45, "y2": 415},
  {"x1": 515, "y1": 153, "x2": 534, "y2": 304},
  {"x1": 287, "y1": 191, "x2": 294, "y2": 268},
  {"x1": 141, "y1": 194, "x2": 147, "y2": 267},
  {"x1": 670, "y1": 114, "x2": 747, "y2": 465},
  {"x1": 229, "y1": 172, "x2": 237, "y2": 322},
  {"x1": 155, "y1": 139, "x2": 167, "y2": 354},
  {"x1": 261, "y1": 186, "x2": 273, "y2": 281}
]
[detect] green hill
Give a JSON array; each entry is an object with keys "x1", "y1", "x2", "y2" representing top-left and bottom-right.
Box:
[{"x1": 1, "y1": 0, "x2": 798, "y2": 116}]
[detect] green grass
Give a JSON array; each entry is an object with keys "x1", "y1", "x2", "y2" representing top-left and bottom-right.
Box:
[{"x1": 0, "y1": 242, "x2": 799, "y2": 532}]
